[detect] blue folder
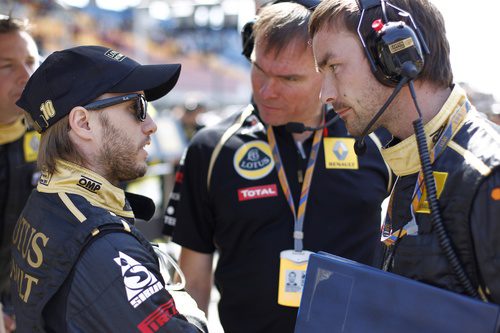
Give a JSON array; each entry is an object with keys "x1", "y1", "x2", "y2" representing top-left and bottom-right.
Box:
[{"x1": 295, "y1": 252, "x2": 500, "y2": 333}]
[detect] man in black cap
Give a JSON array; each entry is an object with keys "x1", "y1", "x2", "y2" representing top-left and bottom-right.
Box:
[{"x1": 11, "y1": 45, "x2": 207, "y2": 333}]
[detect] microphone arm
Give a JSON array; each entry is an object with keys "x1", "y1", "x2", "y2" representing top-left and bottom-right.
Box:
[{"x1": 354, "y1": 76, "x2": 409, "y2": 155}]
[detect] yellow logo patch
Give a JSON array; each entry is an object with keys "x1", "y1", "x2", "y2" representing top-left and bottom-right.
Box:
[
  {"x1": 23, "y1": 131, "x2": 40, "y2": 162},
  {"x1": 233, "y1": 141, "x2": 274, "y2": 180},
  {"x1": 414, "y1": 171, "x2": 448, "y2": 213},
  {"x1": 323, "y1": 138, "x2": 358, "y2": 169}
]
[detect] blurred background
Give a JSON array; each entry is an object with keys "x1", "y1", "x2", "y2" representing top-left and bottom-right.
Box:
[{"x1": 1, "y1": 1, "x2": 499, "y2": 331}]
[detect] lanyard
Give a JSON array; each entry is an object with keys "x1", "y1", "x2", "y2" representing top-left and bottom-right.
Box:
[
  {"x1": 382, "y1": 99, "x2": 470, "y2": 246},
  {"x1": 267, "y1": 126, "x2": 323, "y2": 252}
]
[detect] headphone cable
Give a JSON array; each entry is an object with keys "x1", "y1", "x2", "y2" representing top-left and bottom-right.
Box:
[{"x1": 408, "y1": 81, "x2": 480, "y2": 299}]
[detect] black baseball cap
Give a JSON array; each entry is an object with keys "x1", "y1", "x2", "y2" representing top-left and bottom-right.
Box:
[{"x1": 17, "y1": 45, "x2": 182, "y2": 133}]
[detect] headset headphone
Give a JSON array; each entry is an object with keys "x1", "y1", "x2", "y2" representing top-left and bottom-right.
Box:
[
  {"x1": 356, "y1": 0, "x2": 430, "y2": 86},
  {"x1": 241, "y1": 0, "x2": 320, "y2": 61}
]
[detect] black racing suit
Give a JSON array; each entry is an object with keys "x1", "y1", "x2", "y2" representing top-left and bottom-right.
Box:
[
  {"x1": 0, "y1": 117, "x2": 39, "y2": 314},
  {"x1": 165, "y1": 104, "x2": 393, "y2": 333},
  {"x1": 381, "y1": 84, "x2": 500, "y2": 303},
  {"x1": 10, "y1": 160, "x2": 207, "y2": 333}
]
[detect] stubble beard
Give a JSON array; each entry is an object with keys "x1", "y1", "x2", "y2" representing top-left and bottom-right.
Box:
[{"x1": 97, "y1": 115, "x2": 147, "y2": 183}]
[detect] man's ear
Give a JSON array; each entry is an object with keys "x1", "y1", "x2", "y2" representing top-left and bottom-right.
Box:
[{"x1": 68, "y1": 106, "x2": 93, "y2": 140}]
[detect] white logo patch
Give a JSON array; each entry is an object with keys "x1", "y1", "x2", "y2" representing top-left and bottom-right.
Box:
[
  {"x1": 114, "y1": 251, "x2": 163, "y2": 308},
  {"x1": 104, "y1": 49, "x2": 126, "y2": 61}
]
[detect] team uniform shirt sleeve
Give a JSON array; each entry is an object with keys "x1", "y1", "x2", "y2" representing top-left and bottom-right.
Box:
[
  {"x1": 470, "y1": 169, "x2": 500, "y2": 303},
  {"x1": 172, "y1": 135, "x2": 216, "y2": 254},
  {"x1": 64, "y1": 232, "x2": 205, "y2": 333}
]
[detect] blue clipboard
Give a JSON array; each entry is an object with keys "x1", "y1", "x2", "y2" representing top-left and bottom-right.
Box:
[{"x1": 295, "y1": 252, "x2": 500, "y2": 333}]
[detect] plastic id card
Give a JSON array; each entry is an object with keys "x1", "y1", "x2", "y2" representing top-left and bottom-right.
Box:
[{"x1": 278, "y1": 249, "x2": 313, "y2": 307}]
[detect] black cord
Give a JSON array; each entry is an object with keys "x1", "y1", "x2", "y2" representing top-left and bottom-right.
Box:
[
  {"x1": 362, "y1": 76, "x2": 409, "y2": 138},
  {"x1": 408, "y1": 81, "x2": 479, "y2": 298},
  {"x1": 355, "y1": 76, "x2": 408, "y2": 156}
]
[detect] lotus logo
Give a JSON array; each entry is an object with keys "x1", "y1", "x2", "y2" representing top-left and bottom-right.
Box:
[
  {"x1": 233, "y1": 141, "x2": 275, "y2": 180},
  {"x1": 239, "y1": 147, "x2": 271, "y2": 170}
]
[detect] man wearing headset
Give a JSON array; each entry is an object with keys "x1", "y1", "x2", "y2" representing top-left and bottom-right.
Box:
[
  {"x1": 165, "y1": 2, "x2": 393, "y2": 332},
  {"x1": 309, "y1": 0, "x2": 500, "y2": 304},
  {"x1": 0, "y1": 15, "x2": 40, "y2": 333},
  {"x1": 11, "y1": 45, "x2": 207, "y2": 333}
]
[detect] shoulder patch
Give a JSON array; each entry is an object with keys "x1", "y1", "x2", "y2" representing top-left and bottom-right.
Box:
[
  {"x1": 233, "y1": 140, "x2": 274, "y2": 180},
  {"x1": 114, "y1": 251, "x2": 163, "y2": 308}
]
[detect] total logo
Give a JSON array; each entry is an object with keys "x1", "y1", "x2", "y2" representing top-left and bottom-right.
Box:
[
  {"x1": 114, "y1": 251, "x2": 163, "y2": 308},
  {"x1": 233, "y1": 141, "x2": 275, "y2": 180},
  {"x1": 238, "y1": 184, "x2": 278, "y2": 201}
]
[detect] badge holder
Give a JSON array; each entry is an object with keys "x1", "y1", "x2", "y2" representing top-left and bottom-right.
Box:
[
  {"x1": 268, "y1": 125, "x2": 321, "y2": 307},
  {"x1": 278, "y1": 249, "x2": 313, "y2": 307}
]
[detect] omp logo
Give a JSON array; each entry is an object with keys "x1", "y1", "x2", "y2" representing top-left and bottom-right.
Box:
[
  {"x1": 137, "y1": 299, "x2": 179, "y2": 333},
  {"x1": 233, "y1": 141, "x2": 274, "y2": 180},
  {"x1": 77, "y1": 176, "x2": 102, "y2": 193},
  {"x1": 35, "y1": 100, "x2": 56, "y2": 131},
  {"x1": 333, "y1": 141, "x2": 349, "y2": 160},
  {"x1": 114, "y1": 251, "x2": 163, "y2": 308},
  {"x1": 238, "y1": 184, "x2": 278, "y2": 201},
  {"x1": 104, "y1": 49, "x2": 126, "y2": 61}
]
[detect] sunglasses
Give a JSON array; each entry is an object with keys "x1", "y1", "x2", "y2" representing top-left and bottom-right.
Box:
[{"x1": 83, "y1": 93, "x2": 147, "y2": 122}]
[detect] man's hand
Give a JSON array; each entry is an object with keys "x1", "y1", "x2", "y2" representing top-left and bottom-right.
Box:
[{"x1": 170, "y1": 290, "x2": 208, "y2": 333}]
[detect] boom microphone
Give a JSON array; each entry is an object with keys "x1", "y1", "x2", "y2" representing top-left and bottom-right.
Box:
[
  {"x1": 286, "y1": 114, "x2": 340, "y2": 134},
  {"x1": 354, "y1": 137, "x2": 368, "y2": 156},
  {"x1": 354, "y1": 75, "x2": 410, "y2": 155}
]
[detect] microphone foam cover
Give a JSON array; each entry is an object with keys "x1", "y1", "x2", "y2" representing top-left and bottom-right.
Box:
[
  {"x1": 354, "y1": 138, "x2": 367, "y2": 156},
  {"x1": 285, "y1": 122, "x2": 306, "y2": 133}
]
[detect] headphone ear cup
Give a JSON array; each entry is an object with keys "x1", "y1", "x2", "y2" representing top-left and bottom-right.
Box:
[
  {"x1": 371, "y1": 21, "x2": 425, "y2": 86},
  {"x1": 241, "y1": 20, "x2": 255, "y2": 61}
]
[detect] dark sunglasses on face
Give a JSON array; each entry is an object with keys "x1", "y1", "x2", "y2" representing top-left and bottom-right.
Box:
[{"x1": 83, "y1": 93, "x2": 147, "y2": 122}]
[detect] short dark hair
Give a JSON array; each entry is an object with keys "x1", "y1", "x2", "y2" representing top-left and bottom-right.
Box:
[
  {"x1": 309, "y1": 0, "x2": 452, "y2": 88},
  {"x1": 0, "y1": 14, "x2": 30, "y2": 34},
  {"x1": 252, "y1": 2, "x2": 313, "y2": 58}
]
